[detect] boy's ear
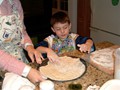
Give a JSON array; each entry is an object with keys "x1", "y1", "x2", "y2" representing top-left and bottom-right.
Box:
[
  {"x1": 51, "y1": 27, "x2": 55, "y2": 33},
  {"x1": 69, "y1": 23, "x2": 72, "y2": 28}
]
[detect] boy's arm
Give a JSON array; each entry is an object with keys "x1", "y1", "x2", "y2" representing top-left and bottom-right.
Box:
[
  {"x1": 85, "y1": 39, "x2": 93, "y2": 48},
  {"x1": 36, "y1": 40, "x2": 49, "y2": 53},
  {"x1": 76, "y1": 36, "x2": 96, "y2": 53},
  {"x1": 85, "y1": 39, "x2": 96, "y2": 52}
]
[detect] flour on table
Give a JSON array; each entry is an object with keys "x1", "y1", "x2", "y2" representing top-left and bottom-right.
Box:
[{"x1": 90, "y1": 48, "x2": 114, "y2": 69}]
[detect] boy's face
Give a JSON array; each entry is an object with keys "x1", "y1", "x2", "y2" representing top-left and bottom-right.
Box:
[{"x1": 51, "y1": 22, "x2": 71, "y2": 40}]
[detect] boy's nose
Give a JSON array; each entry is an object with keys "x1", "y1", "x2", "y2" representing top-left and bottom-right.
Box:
[{"x1": 61, "y1": 29, "x2": 65, "y2": 33}]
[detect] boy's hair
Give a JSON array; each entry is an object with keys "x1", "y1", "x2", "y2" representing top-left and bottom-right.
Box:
[{"x1": 50, "y1": 11, "x2": 70, "y2": 27}]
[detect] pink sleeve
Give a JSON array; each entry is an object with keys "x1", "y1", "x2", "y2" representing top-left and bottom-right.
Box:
[{"x1": 0, "y1": 50, "x2": 26, "y2": 76}]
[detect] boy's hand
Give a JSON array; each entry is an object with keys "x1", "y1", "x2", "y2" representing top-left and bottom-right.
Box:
[
  {"x1": 77, "y1": 44, "x2": 91, "y2": 53},
  {"x1": 77, "y1": 39, "x2": 93, "y2": 53},
  {"x1": 47, "y1": 49, "x2": 59, "y2": 62}
]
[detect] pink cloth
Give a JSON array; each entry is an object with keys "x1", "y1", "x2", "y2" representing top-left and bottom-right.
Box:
[
  {"x1": 0, "y1": 0, "x2": 23, "y2": 19},
  {"x1": 0, "y1": 50, "x2": 26, "y2": 75},
  {"x1": 0, "y1": 0, "x2": 33, "y2": 75}
]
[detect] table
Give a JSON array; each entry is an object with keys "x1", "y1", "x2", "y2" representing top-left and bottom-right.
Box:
[{"x1": 33, "y1": 41, "x2": 114, "y2": 90}]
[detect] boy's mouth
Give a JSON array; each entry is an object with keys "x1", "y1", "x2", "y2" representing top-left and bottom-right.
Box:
[{"x1": 61, "y1": 34, "x2": 67, "y2": 37}]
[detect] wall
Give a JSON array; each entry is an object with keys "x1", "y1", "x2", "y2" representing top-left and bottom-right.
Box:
[
  {"x1": 68, "y1": 0, "x2": 77, "y2": 33},
  {"x1": 90, "y1": 0, "x2": 120, "y2": 45},
  {"x1": 90, "y1": 27, "x2": 120, "y2": 45}
]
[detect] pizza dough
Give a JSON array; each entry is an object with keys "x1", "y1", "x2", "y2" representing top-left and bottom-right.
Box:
[
  {"x1": 90, "y1": 45, "x2": 120, "y2": 75},
  {"x1": 39, "y1": 56, "x2": 86, "y2": 81}
]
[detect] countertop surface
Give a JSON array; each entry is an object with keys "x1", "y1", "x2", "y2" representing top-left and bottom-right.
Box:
[
  {"x1": 54, "y1": 41, "x2": 115, "y2": 90},
  {"x1": 0, "y1": 41, "x2": 115, "y2": 90},
  {"x1": 34, "y1": 41, "x2": 115, "y2": 90}
]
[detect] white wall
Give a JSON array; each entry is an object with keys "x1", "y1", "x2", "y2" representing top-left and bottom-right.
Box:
[
  {"x1": 68, "y1": 0, "x2": 77, "y2": 33},
  {"x1": 90, "y1": 0, "x2": 120, "y2": 45},
  {"x1": 90, "y1": 28, "x2": 120, "y2": 45},
  {"x1": 91, "y1": 0, "x2": 120, "y2": 35}
]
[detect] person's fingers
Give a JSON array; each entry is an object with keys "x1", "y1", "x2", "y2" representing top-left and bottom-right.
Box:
[
  {"x1": 36, "y1": 58, "x2": 42, "y2": 64},
  {"x1": 77, "y1": 44, "x2": 81, "y2": 47},
  {"x1": 40, "y1": 55, "x2": 44, "y2": 60},
  {"x1": 87, "y1": 48, "x2": 91, "y2": 53},
  {"x1": 78, "y1": 44, "x2": 88, "y2": 53},
  {"x1": 27, "y1": 68, "x2": 45, "y2": 84},
  {"x1": 47, "y1": 57, "x2": 53, "y2": 62},
  {"x1": 35, "y1": 52, "x2": 44, "y2": 64},
  {"x1": 77, "y1": 44, "x2": 84, "y2": 52},
  {"x1": 28, "y1": 52, "x2": 35, "y2": 63}
]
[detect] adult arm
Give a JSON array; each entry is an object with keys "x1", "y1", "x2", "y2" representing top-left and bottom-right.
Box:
[
  {"x1": 0, "y1": 50, "x2": 26, "y2": 75},
  {"x1": 0, "y1": 50, "x2": 44, "y2": 83}
]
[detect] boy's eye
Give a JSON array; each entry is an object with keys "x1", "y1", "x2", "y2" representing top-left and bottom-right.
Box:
[
  {"x1": 55, "y1": 28, "x2": 61, "y2": 31},
  {"x1": 63, "y1": 26, "x2": 68, "y2": 29}
]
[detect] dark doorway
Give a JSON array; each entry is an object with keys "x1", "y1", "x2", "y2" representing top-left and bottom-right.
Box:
[{"x1": 20, "y1": 0, "x2": 53, "y2": 44}]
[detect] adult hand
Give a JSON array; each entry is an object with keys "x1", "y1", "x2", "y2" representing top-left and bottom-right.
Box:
[
  {"x1": 27, "y1": 68, "x2": 45, "y2": 84},
  {"x1": 26, "y1": 45, "x2": 44, "y2": 64}
]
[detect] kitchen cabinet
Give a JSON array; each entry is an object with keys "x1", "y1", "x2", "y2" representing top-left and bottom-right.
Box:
[{"x1": 77, "y1": 0, "x2": 91, "y2": 37}]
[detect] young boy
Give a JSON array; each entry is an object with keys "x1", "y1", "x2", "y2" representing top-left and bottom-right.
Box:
[{"x1": 36, "y1": 11, "x2": 95, "y2": 62}]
